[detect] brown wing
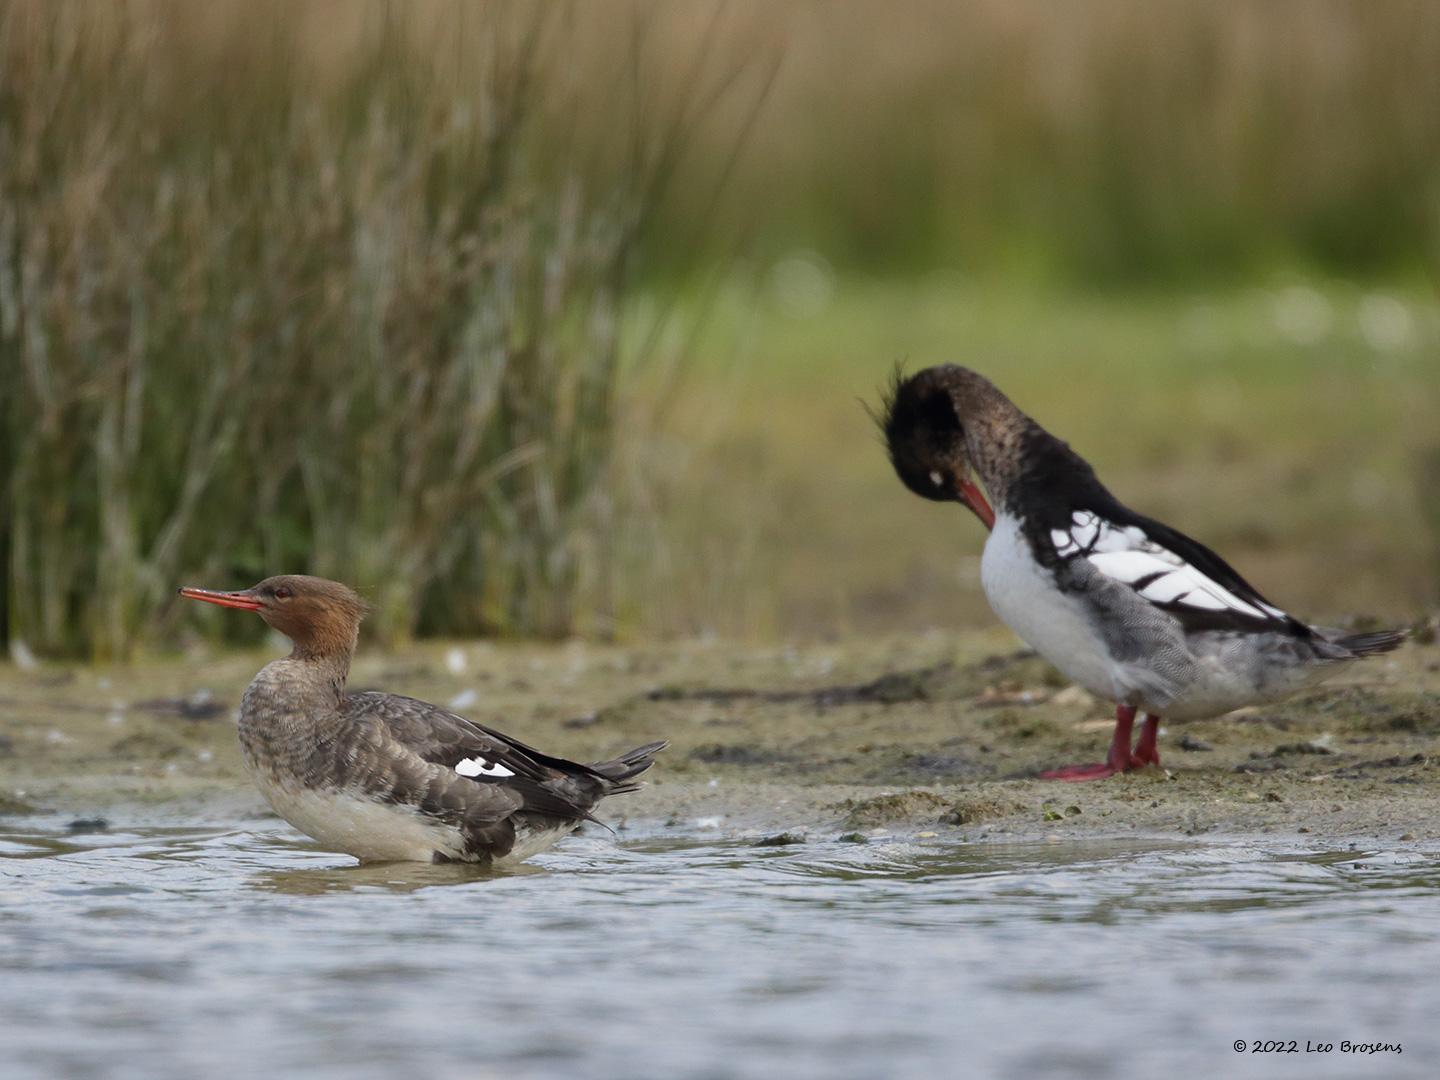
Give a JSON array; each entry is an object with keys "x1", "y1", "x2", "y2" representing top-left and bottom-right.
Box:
[
  {"x1": 346, "y1": 691, "x2": 598, "y2": 823},
  {"x1": 349, "y1": 691, "x2": 551, "y2": 782}
]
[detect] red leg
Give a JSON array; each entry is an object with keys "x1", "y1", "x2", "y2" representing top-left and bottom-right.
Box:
[
  {"x1": 1131, "y1": 714, "x2": 1161, "y2": 768},
  {"x1": 1039, "y1": 705, "x2": 1137, "y2": 781}
]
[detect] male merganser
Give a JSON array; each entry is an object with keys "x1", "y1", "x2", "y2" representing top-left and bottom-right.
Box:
[
  {"x1": 179, "y1": 575, "x2": 666, "y2": 863},
  {"x1": 880, "y1": 365, "x2": 1405, "y2": 781}
]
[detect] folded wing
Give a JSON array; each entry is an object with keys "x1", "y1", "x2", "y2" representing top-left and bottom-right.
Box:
[
  {"x1": 1048, "y1": 509, "x2": 1306, "y2": 635},
  {"x1": 349, "y1": 690, "x2": 602, "y2": 820}
]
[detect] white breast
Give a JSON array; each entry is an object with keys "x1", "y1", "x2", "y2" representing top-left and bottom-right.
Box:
[{"x1": 980, "y1": 513, "x2": 1128, "y2": 702}]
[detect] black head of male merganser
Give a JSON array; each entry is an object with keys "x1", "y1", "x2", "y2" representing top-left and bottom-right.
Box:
[
  {"x1": 179, "y1": 575, "x2": 666, "y2": 863},
  {"x1": 881, "y1": 365, "x2": 1405, "y2": 781}
]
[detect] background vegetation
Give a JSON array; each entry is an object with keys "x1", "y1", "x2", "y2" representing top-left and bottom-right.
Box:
[
  {"x1": 0, "y1": 1, "x2": 766, "y2": 656},
  {"x1": 696, "y1": 1, "x2": 1440, "y2": 284},
  {"x1": 2, "y1": 0, "x2": 1437, "y2": 659}
]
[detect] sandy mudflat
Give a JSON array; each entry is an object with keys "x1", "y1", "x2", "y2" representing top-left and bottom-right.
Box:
[{"x1": 2, "y1": 627, "x2": 1437, "y2": 845}]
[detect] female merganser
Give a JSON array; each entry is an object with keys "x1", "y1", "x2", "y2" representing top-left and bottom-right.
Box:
[
  {"x1": 880, "y1": 365, "x2": 1405, "y2": 781},
  {"x1": 179, "y1": 575, "x2": 666, "y2": 863}
]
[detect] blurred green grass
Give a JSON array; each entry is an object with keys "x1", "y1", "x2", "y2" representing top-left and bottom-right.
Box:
[
  {"x1": 0, "y1": 1, "x2": 762, "y2": 657},
  {"x1": 3, "y1": 1, "x2": 1438, "y2": 655},
  {"x1": 648, "y1": 0, "x2": 1440, "y2": 285},
  {"x1": 639, "y1": 277, "x2": 1439, "y2": 639}
]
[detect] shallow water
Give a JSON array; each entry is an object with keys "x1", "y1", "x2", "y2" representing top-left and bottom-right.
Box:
[{"x1": 1, "y1": 816, "x2": 1435, "y2": 1080}]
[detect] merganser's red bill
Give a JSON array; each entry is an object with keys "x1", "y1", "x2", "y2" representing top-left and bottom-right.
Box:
[
  {"x1": 957, "y1": 475, "x2": 996, "y2": 530},
  {"x1": 178, "y1": 586, "x2": 264, "y2": 611}
]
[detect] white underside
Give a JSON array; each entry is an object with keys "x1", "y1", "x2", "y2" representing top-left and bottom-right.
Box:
[
  {"x1": 255, "y1": 775, "x2": 465, "y2": 861},
  {"x1": 251, "y1": 772, "x2": 577, "y2": 865}
]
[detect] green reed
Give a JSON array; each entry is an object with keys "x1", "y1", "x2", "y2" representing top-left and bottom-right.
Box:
[{"x1": 0, "y1": 1, "x2": 763, "y2": 657}]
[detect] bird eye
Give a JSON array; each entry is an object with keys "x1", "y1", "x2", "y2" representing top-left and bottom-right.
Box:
[
  {"x1": 273, "y1": 586, "x2": 292, "y2": 600},
  {"x1": 929, "y1": 470, "x2": 944, "y2": 487}
]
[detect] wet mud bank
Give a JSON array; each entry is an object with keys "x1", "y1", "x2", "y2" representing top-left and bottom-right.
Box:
[{"x1": 2, "y1": 627, "x2": 1437, "y2": 846}]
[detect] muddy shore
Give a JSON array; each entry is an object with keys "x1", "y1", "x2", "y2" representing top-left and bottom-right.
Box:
[{"x1": 2, "y1": 628, "x2": 1437, "y2": 845}]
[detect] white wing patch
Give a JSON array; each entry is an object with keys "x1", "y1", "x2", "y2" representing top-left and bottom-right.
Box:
[
  {"x1": 1052, "y1": 511, "x2": 1148, "y2": 558},
  {"x1": 1050, "y1": 512, "x2": 1287, "y2": 622},
  {"x1": 1087, "y1": 549, "x2": 1168, "y2": 584},
  {"x1": 454, "y1": 756, "x2": 515, "y2": 779}
]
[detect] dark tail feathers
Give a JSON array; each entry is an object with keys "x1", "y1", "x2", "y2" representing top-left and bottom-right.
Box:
[
  {"x1": 1334, "y1": 630, "x2": 1407, "y2": 657},
  {"x1": 590, "y1": 740, "x2": 668, "y2": 794}
]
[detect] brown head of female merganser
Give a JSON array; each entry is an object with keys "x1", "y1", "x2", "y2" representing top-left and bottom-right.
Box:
[
  {"x1": 881, "y1": 364, "x2": 1405, "y2": 781},
  {"x1": 179, "y1": 575, "x2": 666, "y2": 864}
]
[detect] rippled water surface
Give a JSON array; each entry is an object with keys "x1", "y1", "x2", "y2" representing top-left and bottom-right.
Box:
[{"x1": 1, "y1": 815, "x2": 1436, "y2": 1079}]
